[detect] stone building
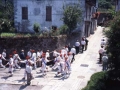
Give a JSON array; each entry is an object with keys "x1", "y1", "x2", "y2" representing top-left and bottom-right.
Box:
[
  {"x1": 115, "y1": 0, "x2": 120, "y2": 11},
  {"x1": 13, "y1": 0, "x2": 98, "y2": 37}
]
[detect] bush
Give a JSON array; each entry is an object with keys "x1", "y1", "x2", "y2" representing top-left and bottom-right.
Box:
[
  {"x1": 0, "y1": 33, "x2": 16, "y2": 37},
  {"x1": 59, "y1": 24, "x2": 68, "y2": 35},
  {"x1": 82, "y1": 72, "x2": 108, "y2": 90},
  {"x1": 33, "y1": 23, "x2": 40, "y2": 33}
]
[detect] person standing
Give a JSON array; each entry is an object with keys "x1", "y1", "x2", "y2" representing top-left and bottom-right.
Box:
[
  {"x1": 102, "y1": 53, "x2": 108, "y2": 71},
  {"x1": 0, "y1": 54, "x2": 5, "y2": 68},
  {"x1": 75, "y1": 40, "x2": 80, "y2": 54},
  {"x1": 84, "y1": 37, "x2": 89, "y2": 51},
  {"x1": 27, "y1": 49, "x2": 32, "y2": 58},
  {"x1": 40, "y1": 53, "x2": 47, "y2": 76},
  {"x1": 6, "y1": 55, "x2": 14, "y2": 76},
  {"x1": 99, "y1": 46, "x2": 104, "y2": 63},
  {"x1": 36, "y1": 49, "x2": 41, "y2": 67},
  {"x1": 70, "y1": 46, "x2": 76, "y2": 63},
  {"x1": 68, "y1": 43, "x2": 71, "y2": 52},
  {"x1": 31, "y1": 50, "x2": 37, "y2": 69},
  {"x1": 20, "y1": 56, "x2": 33, "y2": 80},
  {"x1": 26, "y1": 61, "x2": 33, "y2": 85},
  {"x1": 2, "y1": 49, "x2": 7, "y2": 65},
  {"x1": 20, "y1": 49, "x2": 25, "y2": 67},
  {"x1": 81, "y1": 37, "x2": 86, "y2": 53}
]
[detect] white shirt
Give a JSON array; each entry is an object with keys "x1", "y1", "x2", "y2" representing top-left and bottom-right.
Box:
[
  {"x1": 75, "y1": 41, "x2": 80, "y2": 46},
  {"x1": 27, "y1": 51, "x2": 32, "y2": 58},
  {"x1": 0, "y1": 59, "x2": 2, "y2": 64},
  {"x1": 13, "y1": 54, "x2": 21, "y2": 60},
  {"x1": 37, "y1": 52, "x2": 40, "y2": 58},
  {"x1": 53, "y1": 51, "x2": 58, "y2": 57},
  {"x1": 61, "y1": 49, "x2": 67, "y2": 55},
  {"x1": 101, "y1": 41, "x2": 106, "y2": 46},
  {"x1": 26, "y1": 65, "x2": 32, "y2": 73},
  {"x1": 20, "y1": 59, "x2": 34, "y2": 66},
  {"x1": 102, "y1": 55, "x2": 108, "y2": 62},
  {"x1": 99, "y1": 48, "x2": 104, "y2": 54},
  {"x1": 2, "y1": 52, "x2": 6, "y2": 58},
  {"x1": 46, "y1": 52, "x2": 50, "y2": 58},
  {"x1": 9, "y1": 58, "x2": 14, "y2": 65},
  {"x1": 81, "y1": 40, "x2": 86, "y2": 45},
  {"x1": 70, "y1": 48, "x2": 76, "y2": 54},
  {"x1": 31, "y1": 53, "x2": 37, "y2": 61}
]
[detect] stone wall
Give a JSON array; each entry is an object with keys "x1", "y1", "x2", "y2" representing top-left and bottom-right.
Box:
[{"x1": 0, "y1": 36, "x2": 67, "y2": 58}]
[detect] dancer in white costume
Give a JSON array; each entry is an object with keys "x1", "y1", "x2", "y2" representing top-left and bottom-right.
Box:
[
  {"x1": 31, "y1": 50, "x2": 37, "y2": 69},
  {"x1": 6, "y1": 55, "x2": 14, "y2": 76},
  {"x1": 0, "y1": 54, "x2": 5, "y2": 68},
  {"x1": 40, "y1": 53, "x2": 48, "y2": 76},
  {"x1": 20, "y1": 56, "x2": 34, "y2": 80},
  {"x1": 13, "y1": 54, "x2": 21, "y2": 69}
]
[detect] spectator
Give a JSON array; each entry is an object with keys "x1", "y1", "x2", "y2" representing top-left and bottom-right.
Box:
[
  {"x1": 75, "y1": 40, "x2": 80, "y2": 54},
  {"x1": 99, "y1": 46, "x2": 104, "y2": 63},
  {"x1": 81, "y1": 37, "x2": 86, "y2": 53},
  {"x1": 70, "y1": 46, "x2": 76, "y2": 63},
  {"x1": 84, "y1": 37, "x2": 89, "y2": 51},
  {"x1": 102, "y1": 53, "x2": 108, "y2": 71}
]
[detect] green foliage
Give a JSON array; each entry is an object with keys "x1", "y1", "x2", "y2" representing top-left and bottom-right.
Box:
[
  {"x1": 98, "y1": 0, "x2": 113, "y2": 10},
  {"x1": 0, "y1": 0, "x2": 14, "y2": 20},
  {"x1": 82, "y1": 72, "x2": 108, "y2": 90},
  {"x1": 59, "y1": 24, "x2": 68, "y2": 35},
  {"x1": 0, "y1": 0, "x2": 15, "y2": 33},
  {"x1": 0, "y1": 19, "x2": 15, "y2": 33},
  {"x1": 33, "y1": 23, "x2": 40, "y2": 33},
  {"x1": 1, "y1": 33, "x2": 15, "y2": 37},
  {"x1": 62, "y1": 3, "x2": 82, "y2": 34},
  {"x1": 105, "y1": 11, "x2": 120, "y2": 78}
]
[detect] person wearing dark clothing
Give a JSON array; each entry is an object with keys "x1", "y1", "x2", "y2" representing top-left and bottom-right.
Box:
[
  {"x1": 75, "y1": 40, "x2": 80, "y2": 54},
  {"x1": 20, "y1": 49, "x2": 25, "y2": 67},
  {"x1": 81, "y1": 38, "x2": 86, "y2": 53},
  {"x1": 68, "y1": 43, "x2": 71, "y2": 52},
  {"x1": 85, "y1": 38, "x2": 89, "y2": 50}
]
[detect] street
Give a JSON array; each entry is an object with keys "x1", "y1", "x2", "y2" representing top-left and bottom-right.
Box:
[{"x1": 0, "y1": 26, "x2": 104, "y2": 90}]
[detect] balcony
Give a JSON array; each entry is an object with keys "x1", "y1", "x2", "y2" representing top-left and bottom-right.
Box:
[
  {"x1": 86, "y1": 0, "x2": 96, "y2": 6},
  {"x1": 91, "y1": 12, "x2": 100, "y2": 19}
]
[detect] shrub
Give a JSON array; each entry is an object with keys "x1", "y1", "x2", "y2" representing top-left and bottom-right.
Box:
[
  {"x1": 82, "y1": 72, "x2": 108, "y2": 90},
  {"x1": 33, "y1": 23, "x2": 40, "y2": 33},
  {"x1": 59, "y1": 24, "x2": 68, "y2": 35},
  {"x1": 1, "y1": 33, "x2": 15, "y2": 37}
]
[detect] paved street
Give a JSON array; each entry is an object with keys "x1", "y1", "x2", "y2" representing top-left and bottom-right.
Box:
[{"x1": 0, "y1": 26, "x2": 104, "y2": 90}]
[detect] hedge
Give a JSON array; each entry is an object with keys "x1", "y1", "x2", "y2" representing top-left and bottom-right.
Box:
[{"x1": 82, "y1": 71, "x2": 108, "y2": 90}]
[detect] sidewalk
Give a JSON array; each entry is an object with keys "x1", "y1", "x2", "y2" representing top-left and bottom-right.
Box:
[{"x1": 0, "y1": 26, "x2": 104, "y2": 90}]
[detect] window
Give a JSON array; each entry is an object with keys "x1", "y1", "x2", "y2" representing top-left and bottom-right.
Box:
[
  {"x1": 22, "y1": 7, "x2": 28, "y2": 20},
  {"x1": 46, "y1": 6, "x2": 52, "y2": 21}
]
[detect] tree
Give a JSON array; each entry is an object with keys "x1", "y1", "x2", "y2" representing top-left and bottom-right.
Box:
[
  {"x1": 98, "y1": 0, "x2": 113, "y2": 10},
  {"x1": 0, "y1": 0, "x2": 14, "y2": 33},
  {"x1": 62, "y1": 3, "x2": 82, "y2": 34},
  {"x1": 106, "y1": 11, "x2": 120, "y2": 79}
]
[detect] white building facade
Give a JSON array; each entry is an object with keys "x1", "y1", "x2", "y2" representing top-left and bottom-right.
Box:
[
  {"x1": 115, "y1": 0, "x2": 120, "y2": 11},
  {"x1": 14, "y1": 0, "x2": 98, "y2": 37}
]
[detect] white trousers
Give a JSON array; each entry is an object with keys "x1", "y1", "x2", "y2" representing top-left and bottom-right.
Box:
[
  {"x1": 9, "y1": 65, "x2": 13, "y2": 74},
  {"x1": 14, "y1": 60, "x2": 21, "y2": 69},
  {"x1": 41, "y1": 63, "x2": 46, "y2": 74},
  {"x1": 0, "y1": 60, "x2": 5, "y2": 68},
  {"x1": 52, "y1": 62, "x2": 59, "y2": 70}
]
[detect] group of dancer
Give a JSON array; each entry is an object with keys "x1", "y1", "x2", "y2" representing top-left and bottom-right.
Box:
[
  {"x1": 0, "y1": 46, "x2": 76, "y2": 78},
  {"x1": 0, "y1": 36, "x2": 89, "y2": 85}
]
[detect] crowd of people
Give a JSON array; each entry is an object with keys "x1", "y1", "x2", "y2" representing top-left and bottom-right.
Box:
[
  {"x1": 98, "y1": 37, "x2": 108, "y2": 71},
  {"x1": 0, "y1": 36, "x2": 89, "y2": 85}
]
